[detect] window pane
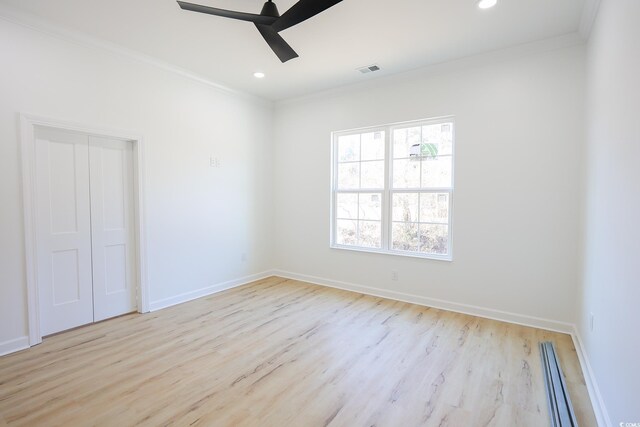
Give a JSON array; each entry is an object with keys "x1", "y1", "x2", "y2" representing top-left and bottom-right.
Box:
[
  {"x1": 392, "y1": 193, "x2": 418, "y2": 222},
  {"x1": 358, "y1": 220, "x2": 381, "y2": 248},
  {"x1": 419, "y1": 193, "x2": 449, "y2": 223},
  {"x1": 393, "y1": 128, "x2": 408, "y2": 158},
  {"x1": 392, "y1": 222, "x2": 419, "y2": 251},
  {"x1": 421, "y1": 156, "x2": 452, "y2": 188},
  {"x1": 336, "y1": 193, "x2": 358, "y2": 219},
  {"x1": 359, "y1": 193, "x2": 382, "y2": 220},
  {"x1": 336, "y1": 220, "x2": 357, "y2": 245},
  {"x1": 361, "y1": 131, "x2": 385, "y2": 161},
  {"x1": 337, "y1": 134, "x2": 360, "y2": 162},
  {"x1": 393, "y1": 126, "x2": 421, "y2": 159},
  {"x1": 361, "y1": 161, "x2": 384, "y2": 189},
  {"x1": 392, "y1": 159, "x2": 420, "y2": 188},
  {"x1": 420, "y1": 224, "x2": 448, "y2": 254},
  {"x1": 422, "y1": 123, "x2": 453, "y2": 156},
  {"x1": 337, "y1": 163, "x2": 359, "y2": 189}
]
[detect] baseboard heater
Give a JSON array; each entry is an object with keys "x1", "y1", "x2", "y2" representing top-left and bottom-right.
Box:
[{"x1": 540, "y1": 341, "x2": 579, "y2": 427}]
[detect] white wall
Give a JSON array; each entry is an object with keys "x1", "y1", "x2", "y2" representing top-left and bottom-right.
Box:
[
  {"x1": 273, "y1": 44, "x2": 586, "y2": 326},
  {"x1": 0, "y1": 18, "x2": 274, "y2": 350},
  {"x1": 579, "y1": 0, "x2": 640, "y2": 423}
]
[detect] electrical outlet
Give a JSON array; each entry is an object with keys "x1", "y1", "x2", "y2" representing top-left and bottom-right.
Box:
[
  {"x1": 210, "y1": 156, "x2": 220, "y2": 168},
  {"x1": 589, "y1": 312, "x2": 594, "y2": 332},
  {"x1": 391, "y1": 271, "x2": 398, "y2": 281}
]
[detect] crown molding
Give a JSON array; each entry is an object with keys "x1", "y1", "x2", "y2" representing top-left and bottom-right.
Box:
[
  {"x1": 579, "y1": 0, "x2": 602, "y2": 40},
  {"x1": 0, "y1": 3, "x2": 272, "y2": 108},
  {"x1": 276, "y1": 32, "x2": 585, "y2": 108}
]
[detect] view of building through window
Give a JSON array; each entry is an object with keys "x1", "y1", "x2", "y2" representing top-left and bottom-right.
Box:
[{"x1": 332, "y1": 118, "x2": 454, "y2": 259}]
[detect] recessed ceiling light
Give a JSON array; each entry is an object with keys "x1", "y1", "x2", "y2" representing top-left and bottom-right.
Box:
[
  {"x1": 478, "y1": 0, "x2": 497, "y2": 9},
  {"x1": 253, "y1": 72, "x2": 265, "y2": 79}
]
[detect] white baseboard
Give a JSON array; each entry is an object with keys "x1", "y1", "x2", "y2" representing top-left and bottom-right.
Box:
[
  {"x1": 273, "y1": 270, "x2": 575, "y2": 334},
  {"x1": 0, "y1": 336, "x2": 29, "y2": 357},
  {"x1": 149, "y1": 270, "x2": 275, "y2": 312},
  {"x1": 571, "y1": 328, "x2": 612, "y2": 427}
]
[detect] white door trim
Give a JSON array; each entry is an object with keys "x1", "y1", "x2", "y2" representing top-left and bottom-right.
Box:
[{"x1": 20, "y1": 113, "x2": 150, "y2": 346}]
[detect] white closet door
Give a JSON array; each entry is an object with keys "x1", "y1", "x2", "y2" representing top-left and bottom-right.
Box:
[
  {"x1": 89, "y1": 136, "x2": 137, "y2": 321},
  {"x1": 35, "y1": 128, "x2": 94, "y2": 336}
]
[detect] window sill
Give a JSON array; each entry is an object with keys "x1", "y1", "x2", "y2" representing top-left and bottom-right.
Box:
[{"x1": 330, "y1": 244, "x2": 453, "y2": 262}]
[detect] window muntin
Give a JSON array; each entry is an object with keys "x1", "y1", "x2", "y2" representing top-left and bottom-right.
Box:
[{"x1": 331, "y1": 118, "x2": 454, "y2": 260}]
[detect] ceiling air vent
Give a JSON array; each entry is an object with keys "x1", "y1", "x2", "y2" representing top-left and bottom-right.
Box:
[{"x1": 357, "y1": 64, "x2": 381, "y2": 74}]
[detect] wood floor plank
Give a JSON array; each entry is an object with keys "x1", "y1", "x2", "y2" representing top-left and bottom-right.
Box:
[{"x1": 0, "y1": 277, "x2": 597, "y2": 426}]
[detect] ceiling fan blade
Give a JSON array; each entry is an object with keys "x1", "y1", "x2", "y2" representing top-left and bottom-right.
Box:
[
  {"x1": 271, "y1": 0, "x2": 342, "y2": 32},
  {"x1": 177, "y1": 1, "x2": 278, "y2": 25},
  {"x1": 254, "y1": 24, "x2": 299, "y2": 63}
]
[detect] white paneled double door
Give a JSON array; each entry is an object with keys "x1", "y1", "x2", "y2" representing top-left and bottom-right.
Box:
[{"x1": 34, "y1": 127, "x2": 137, "y2": 336}]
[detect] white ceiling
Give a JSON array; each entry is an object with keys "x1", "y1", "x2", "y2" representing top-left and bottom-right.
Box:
[{"x1": 1, "y1": 0, "x2": 587, "y2": 100}]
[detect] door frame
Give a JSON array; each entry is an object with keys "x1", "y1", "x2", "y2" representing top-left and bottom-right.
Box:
[{"x1": 20, "y1": 113, "x2": 150, "y2": 346}]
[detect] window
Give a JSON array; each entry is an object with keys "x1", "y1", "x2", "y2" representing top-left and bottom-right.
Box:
[{"x1": 331, "y1": 117, "x2": 454, "y2": 260}]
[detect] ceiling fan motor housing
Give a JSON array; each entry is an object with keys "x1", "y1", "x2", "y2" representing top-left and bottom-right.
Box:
[{"x1": 261, "y1": 1, "x2": 280, "y2": 18}]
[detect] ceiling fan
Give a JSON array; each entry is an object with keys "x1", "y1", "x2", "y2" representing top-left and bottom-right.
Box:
[{"x1": 177, "y1": 0, "x2": 343, "y2": 63}]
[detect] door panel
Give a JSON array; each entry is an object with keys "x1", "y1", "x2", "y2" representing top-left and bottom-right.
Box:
[
  {"x1": 35, "y1": 127, "x2": 94, "y2": 336},
  {"x1": 51, "y1": 249, "x2": 81, "y2": 304},
  {"x1": 89, "y1": 137, "x2": 137, "y2": 321},
  {"x1": 48, "y1": 141, "x2": 80, "y2": 233}
]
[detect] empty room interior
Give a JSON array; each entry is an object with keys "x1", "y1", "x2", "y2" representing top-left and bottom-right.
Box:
[{"x1": 0, "y1": 0, "x2": 638, "y2": 425}]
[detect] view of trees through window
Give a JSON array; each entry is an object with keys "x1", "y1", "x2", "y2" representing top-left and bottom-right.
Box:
[
  {"x1": 335, "y1": 131, "x2": 385, "y2": 249},
  {"x1": 332, "y1": 119, "x2": 454, "y2": 259},
  {"x1": 391, "y1": 123, "x2": 452, "y2": 254}
]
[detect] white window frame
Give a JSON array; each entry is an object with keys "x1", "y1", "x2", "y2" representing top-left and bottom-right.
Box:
[{"x1": 330, "y1": 116, "x2": 455, "y2": 261}]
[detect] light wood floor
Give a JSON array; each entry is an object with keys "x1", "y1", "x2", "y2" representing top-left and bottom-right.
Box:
[{"x1": 0, "y1": 277, "x2": 596, "y2": 426}]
